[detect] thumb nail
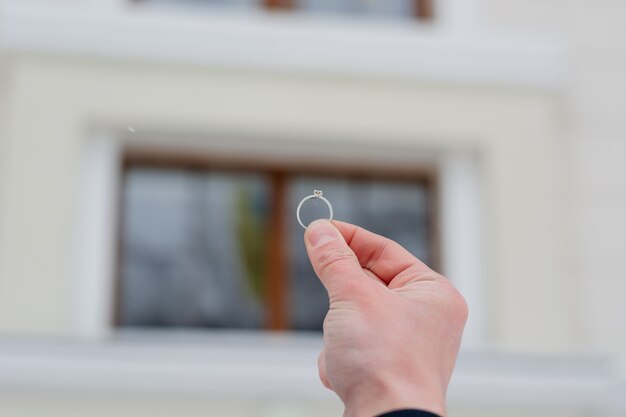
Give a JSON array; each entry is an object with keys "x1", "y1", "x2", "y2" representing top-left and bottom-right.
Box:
[{"x1": 307, "y1": 221, "x2": 339, "y2": 248}]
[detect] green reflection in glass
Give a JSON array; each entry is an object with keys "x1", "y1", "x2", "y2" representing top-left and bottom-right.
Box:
[{"x1": 235, "y1": 184, "x2": 267, "y2": 302}]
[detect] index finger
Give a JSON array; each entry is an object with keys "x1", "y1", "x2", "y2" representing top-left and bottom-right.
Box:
[{"x1": 331, "y1": 220, "x2": 434, "y2": 286}]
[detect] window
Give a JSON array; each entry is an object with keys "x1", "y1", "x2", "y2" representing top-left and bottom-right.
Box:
[
  {"x1": 115, "y1": 150, "x2": 438, "y2": 331},
  {"x1": 136, "y1": 0, "x2": 435, "y2": 21}
]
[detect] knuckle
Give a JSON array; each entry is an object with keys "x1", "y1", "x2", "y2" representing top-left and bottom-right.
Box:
[
  {"x1": 316, "y1": 247, "x2": 356, "y2": 277},
  {"x1": 447, "y1": 287, "x2": 469, "y2": 324},
  {"x1": 457, "y1": 295, "x2": 469, "y2": 320}
]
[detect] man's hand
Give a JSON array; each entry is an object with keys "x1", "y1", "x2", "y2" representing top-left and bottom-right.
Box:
[{"x1": 304, "y1": 220, "x2": 468, "y2": 417}]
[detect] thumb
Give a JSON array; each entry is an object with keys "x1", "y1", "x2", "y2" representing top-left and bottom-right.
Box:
[{"x1": 304, "y1": 220, "x2": 365, "y2": 299}]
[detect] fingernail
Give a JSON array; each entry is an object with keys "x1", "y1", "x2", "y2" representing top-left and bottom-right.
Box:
[{"x1": 307, "y1": 220, "x2": 339, "y2": 248}]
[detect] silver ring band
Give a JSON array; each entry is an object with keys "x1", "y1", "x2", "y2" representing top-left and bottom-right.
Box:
[{"x1": 296, "y1": 190, "x2": 334, "y2": 230}]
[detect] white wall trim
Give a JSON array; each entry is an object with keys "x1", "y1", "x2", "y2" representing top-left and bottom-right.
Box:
[
  {"x1": 0, "y1": 2, "x2": 565, "y2": 89},
  {"x1": 440, "y1": 152, "x2": 486, "y2": 349},
  {"x1": 70, "y1": 129, "x2": 489, "y2": 345},
  {"x1": 0, "y1": 338, "x2": 621, "y2": 413},
  {"x1": 71, "y1": 131, "x2": 121, "y2": 338},
  {"x1": 437, "y1": 0, "x2": 480, "y2": 35}
]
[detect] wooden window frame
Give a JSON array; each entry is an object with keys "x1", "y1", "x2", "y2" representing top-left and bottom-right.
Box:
[
  {"x1": 113, "y1": 148, "x2": 440, "y2": 330},
  {"x1": 261, "y1": 0, "x2": 436, "y2": 20},
  {"x1": 132, "y1": 0, "x2": 436, "y2": 21},
  {"x1": 413, "y1": 0, "x2": 434, "y2": 21}
]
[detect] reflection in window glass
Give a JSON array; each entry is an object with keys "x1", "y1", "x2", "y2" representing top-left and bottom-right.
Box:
[
  {"x1": 146, "y1": 0, "x2": 260, "y2": 9},
  {"x1": 140, "y1": 0, "x2": 431, "y2": 20},
  {"x1": 119, "y1": 168, "x2": 270, "y2": 329},
  {"x1": 296, "y1": 0, "x2": 414, "y2": 18},
  {"x1": 118, "y1": 166, "x2": 433, "y2": 332},
  {"x1": 286, "y1": 177, "x2": 430, "y2": 331}
]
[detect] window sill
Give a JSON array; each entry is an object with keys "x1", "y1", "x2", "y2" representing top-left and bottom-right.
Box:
[
  {"x1": 1, "y1": 1, "x2": 564, "y2": 89},
  {"x1": 0, "y1": 333, "x2": 622, "y2": 413}
]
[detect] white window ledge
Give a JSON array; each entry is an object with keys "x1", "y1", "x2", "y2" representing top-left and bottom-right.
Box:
[
  {"x1": 0, "y1": 334, "x2": 623, "y2": 414},
  {"x1": 0, "y1": 2, "x2": 564, "y2": 89}
]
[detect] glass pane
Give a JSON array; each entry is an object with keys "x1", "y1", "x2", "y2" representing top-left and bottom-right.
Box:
[
  {"x1": 140, "y1": 0, "x2": 420, "y2": 19},
  {"x1": 296, "y1": 0, "x2": 414, "y2": 18},
  {"x1": 144, "y1": 0, "x2": 261, "y2": 9},
  {"x1": 119, "y1": 167, "x2": 270, "y2": 329},
  {"x1": 286, "y1": 176, "x2": 431, "y2": 331}
]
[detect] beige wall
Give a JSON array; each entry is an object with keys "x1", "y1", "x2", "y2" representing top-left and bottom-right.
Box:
[
  {"x1": 0, "y1": 392, "x2": 587, "y2": 417},
  {"x1": 482, "y1": 0, "x2": 626, "y2": 357},
  {"x1": 0, "y1": 393, "x2": 343, "y2": 417},
  {"x1": 1, "y1": 2, "x2": 625, "y2": 416},
  {"x1": 0, "y1": 54, "x2": 572, "y2": 352}
]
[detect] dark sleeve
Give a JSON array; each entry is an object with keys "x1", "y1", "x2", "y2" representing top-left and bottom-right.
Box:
[{"x1": 377, "y1": 410, "x2": 441, "y2": 417}]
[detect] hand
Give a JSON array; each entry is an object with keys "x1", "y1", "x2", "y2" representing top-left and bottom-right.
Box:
[{"x1": 304, "y1": 220, "x2": 468, "y2": 417}]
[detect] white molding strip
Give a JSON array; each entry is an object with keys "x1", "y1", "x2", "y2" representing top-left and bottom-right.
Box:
[
  {"x1": 70, "y1": 129, "x2": 486, "y2": 345},
  {"x1": 0, "y1": 2, "x2": 565, "y2": 89},
  {"x1": 70, "y1": 132, "x2": 121, "y2": 339},
  {"x1": 0, "y1": 336, "x2": 621, "y2": 413},
  {"x1": 440, "y1": 152, "x2": 486, "y2": 349}
]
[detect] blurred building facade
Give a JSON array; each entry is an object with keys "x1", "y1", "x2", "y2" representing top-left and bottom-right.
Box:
[{"x1": 0, "y1": 0, "x2": 625, "y2": 416}]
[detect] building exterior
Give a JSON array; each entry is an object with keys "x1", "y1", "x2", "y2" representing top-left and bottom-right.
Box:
[{"x1": 0, "y1": 1, "x2": 625, "y2": 416}]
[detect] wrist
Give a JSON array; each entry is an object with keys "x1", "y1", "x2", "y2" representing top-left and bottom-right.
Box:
[{"x1": 342, "y1": 374, "x2": 446, "y2": 417}]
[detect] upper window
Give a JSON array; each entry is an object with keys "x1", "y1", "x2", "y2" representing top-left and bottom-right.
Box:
[
  {"x1": 115, "y1": 150, "x2": 437, "y2": 332},
  {"x1": 136, "y1": 0, "x2": 435, "y2": 21}
]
